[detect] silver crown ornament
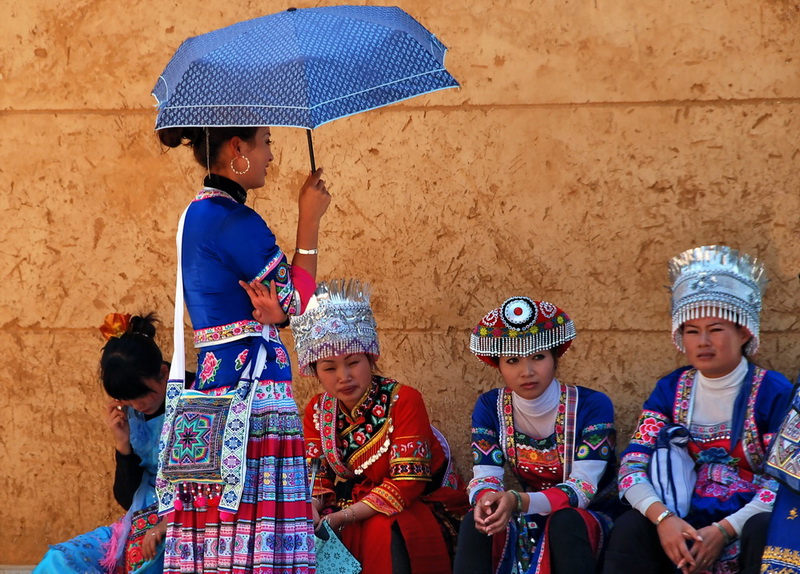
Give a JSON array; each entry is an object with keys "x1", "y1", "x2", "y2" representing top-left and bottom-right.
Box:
[
  {"x1": 290, "y1": 279, "x2": 380, "y2": 376},
  {"x1": 669, "y1": 245, "x2": 767, "y2": 355}
]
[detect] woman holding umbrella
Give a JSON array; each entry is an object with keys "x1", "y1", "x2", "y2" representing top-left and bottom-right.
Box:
[{"x1": 156, "y1": 126, "x2": 329, "y2": 573}]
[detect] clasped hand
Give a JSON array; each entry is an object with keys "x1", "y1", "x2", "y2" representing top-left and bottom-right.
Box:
[
  {"x1": 657, "y1": 515, "x2": 724, "y2": 574},
  {"x1": 474, "y1": 491, "x2": 516, "y2": 536}
]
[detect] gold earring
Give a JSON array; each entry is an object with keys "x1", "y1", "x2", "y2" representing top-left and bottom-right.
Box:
[{"x1": 231, "y1": 155, "x2": 250, "y2": 175}]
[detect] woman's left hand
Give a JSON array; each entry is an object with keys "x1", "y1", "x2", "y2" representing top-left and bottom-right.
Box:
[
  {"x1": 142, "y1": 518, "x2": 167, "y2": 561},
  {"x1": 687, "y1": 525, "x2": 725, "y2": 574},
  {"x1": 240, "y1": 280, "x2": 288, "y2": 325}
]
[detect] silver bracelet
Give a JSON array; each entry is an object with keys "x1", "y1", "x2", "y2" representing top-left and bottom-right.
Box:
[{"x1": 296, "y1": 247, "x2": 318, "y2": 255}]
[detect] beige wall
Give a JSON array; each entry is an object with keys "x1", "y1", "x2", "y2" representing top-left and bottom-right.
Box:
[{"x1": 2, "y1": 0, "x2": 800, "y2": 563}]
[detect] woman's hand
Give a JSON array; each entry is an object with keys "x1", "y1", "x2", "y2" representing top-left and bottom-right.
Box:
[
  {"x1": 686, "y1": 524, "x2": 726, "y2": 574},
  {"x1": 105, "y1": 400, "x2": 131, "y2": 455},
  {"x1": 324, "y1": 509, "x2": 347, "y2": 532},
  {"x1": 655, "y1": 514, "x2": 703, "y2": 573},
  {"x1": 142, "y1": 518, "x2": 167, "y2": 561},
  {"x1": 239, "y1": 280, "x2": 288, "y2": 325},
  {"x1": 474, "y1": 491, "x2": 515, "y2": 536},
  {"x1": 298, "y1": 168, "x2": 331, "y2": 225}
]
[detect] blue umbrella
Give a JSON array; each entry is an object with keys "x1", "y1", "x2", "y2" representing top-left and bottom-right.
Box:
[{"x1": 152, "y1": 6, "x2": 459, "y2": 169}]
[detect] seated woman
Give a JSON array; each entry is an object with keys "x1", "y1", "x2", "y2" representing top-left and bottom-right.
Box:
[
  {"x1": 452, "y1": 296, "x2": 620, "y2": 574},
  {"x1": 289, "y1": 279, "x2": 469, "y2": 574},
  {"x1": 603, "y1": 245, "x2": 793, "y2": 574},
  {"x1": 758, "y1": 379, "x2": 800, "y2": 573},
  {"x1": 35, "y1": 312, "x2": 185, "y2": 574}
]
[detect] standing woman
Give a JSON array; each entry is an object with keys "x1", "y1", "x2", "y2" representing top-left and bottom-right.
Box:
[
  {"x1": 603, "y1": 246, "x2": 793, "y2": 574},
  {"x1": 291, "y1": 279, "x2": 469, "y2": 574},
  {"x1": 155, "y1": 126, "x2": 330, "y2": 573},
  {"x1": 35, "y1": 312, "x2": 174, "y2": 574},
  {"x1": 452, "y1": 297, "x2": 620, "y2": 574}
]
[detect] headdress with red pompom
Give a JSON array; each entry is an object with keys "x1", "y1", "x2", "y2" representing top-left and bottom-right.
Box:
[
  {"x1": 469, "y1": 296, "x2": 576, "y2": 368},
  {"x1": 99, "y1": 313, "x2": 132, "y2": 341}
]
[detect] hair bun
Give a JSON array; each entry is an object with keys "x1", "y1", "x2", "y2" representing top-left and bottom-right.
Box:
[
  {"x1": 129, "y1": 312, "x2": 159, "y2": 338},
  {"x1": 158, "y1": 127, "x2": 203, "y2": 148}
]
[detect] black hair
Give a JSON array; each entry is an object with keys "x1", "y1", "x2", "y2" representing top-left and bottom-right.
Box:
[
  {"x1": 100, "y1": 313, "x2": 163, "y2": 400},
  {"x1": 157, "y1": 126, "x2": 260, "y2": 168}
]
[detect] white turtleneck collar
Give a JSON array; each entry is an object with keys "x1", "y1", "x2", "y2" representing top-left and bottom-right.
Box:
[
  {"x1": 696, "y1": 356, "x2": 748, "y2": 390},
  {"x1": 691, "y1": 357, "x2": 748, "y2": 426},
  {"x1": 511, "y1": 379, "x2": 560, "y2": 439}
]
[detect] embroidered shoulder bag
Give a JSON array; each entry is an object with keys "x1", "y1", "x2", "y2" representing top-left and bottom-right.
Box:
[{"x1": 156, "y1": 207, "x2": 262, "y2": 515}]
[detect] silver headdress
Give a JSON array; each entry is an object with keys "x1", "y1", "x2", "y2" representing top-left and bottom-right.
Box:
[
  {"x1": 669, "y1": 245, "x2": 767, "y2": 355},
  {"x1": 290, "y1": 279, "x2": 380, "y2": 376}
]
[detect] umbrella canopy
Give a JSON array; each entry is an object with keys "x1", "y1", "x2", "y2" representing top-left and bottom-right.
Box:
[{"x1": 152, "y1": 5, "x2": 459, "y2": 131}]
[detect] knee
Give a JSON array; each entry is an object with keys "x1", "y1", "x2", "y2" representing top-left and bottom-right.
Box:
[
  {"x1": 740, "y1": 512, "x2": 771, "y2": 548},
  {"x1": 605, "y1": 509, "x2": 655, "y2": 551},
  {"x1": 458, "y1": 509, "x2": 483, "y2": 537},
  {"x1": 548, "y1": 508, "x2": 585, "y2": 535}
]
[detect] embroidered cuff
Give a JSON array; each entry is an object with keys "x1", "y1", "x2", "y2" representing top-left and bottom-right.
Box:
[{"x1": 363, "y1": 483, "x2": 406, "y2": 516}]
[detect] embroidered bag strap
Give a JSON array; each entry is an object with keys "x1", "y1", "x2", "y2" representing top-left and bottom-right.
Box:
[
  {"x1": 156, "y1": 206, "x2": 190, "y2": 515},
  {"x1": 562, "y1": 383, "x2": 579, "y2": 481}
]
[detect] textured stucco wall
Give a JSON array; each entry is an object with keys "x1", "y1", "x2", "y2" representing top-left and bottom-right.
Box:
[{"x1": 2, "y1": 0, "x2": 800, "y2": 564}]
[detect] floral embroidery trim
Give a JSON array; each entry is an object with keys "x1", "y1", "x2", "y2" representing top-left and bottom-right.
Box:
[
  {"x1": 559, "y1": 477, "x2": 596, "y2": 508},
  {"x1": 390, "y1": 436, "x2": 433, "y2": 480},
  {"x1": 363, "y1": 482, "x2": 406, "y2": 516},
  {"x1": 618, "y1": 451, "x2": 651, "y2": 494},
  {"x1": 194, "y1": 320, "x2": 264, "y2": 347},
  {"x1": 629, "y1": 409, "x2": 670, "y2": 447}
]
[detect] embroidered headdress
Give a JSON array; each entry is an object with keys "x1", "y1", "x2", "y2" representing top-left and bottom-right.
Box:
[
  {"x1": 669, "y1": 245, "x2": 767, "y2": 355},
  {"x1": 470, "y1": 296, "x2": 577, "y2": 367},
  {"x1": 290, "y1": 279, "x2": 380, "y2": 376}
]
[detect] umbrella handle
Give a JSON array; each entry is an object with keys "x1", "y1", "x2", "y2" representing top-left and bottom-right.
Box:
[{"x1": 306, "y1": 129, "x2": 316, "y2": 172}]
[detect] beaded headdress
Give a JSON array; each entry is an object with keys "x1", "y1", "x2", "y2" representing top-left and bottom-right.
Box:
[
  {"x1": 290, "y1": 279, "x2": 380, "y2": 376},
  {"x1": 669, "y1": 245, "x2": 767, "y2": 355},
  {"x1": 470, "y1": 296, "x2": 577, "y2": 368}
]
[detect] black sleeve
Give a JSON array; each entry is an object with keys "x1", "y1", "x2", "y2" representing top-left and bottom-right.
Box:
[{"x1": 113, "y1": 449, "x2": 144, "y2": 510}]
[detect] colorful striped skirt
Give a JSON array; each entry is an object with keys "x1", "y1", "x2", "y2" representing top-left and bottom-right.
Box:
[{"x1": 163, "y1": 380, "x2": 315, "y2": 573}]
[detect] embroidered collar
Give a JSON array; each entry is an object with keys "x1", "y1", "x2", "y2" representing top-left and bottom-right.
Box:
[
  {"x1": 203, "y1": 173, "x2": 247, "y2": 204},
  {"x1": 318, "y1": 376, "x2": 399, "y2": 478}
]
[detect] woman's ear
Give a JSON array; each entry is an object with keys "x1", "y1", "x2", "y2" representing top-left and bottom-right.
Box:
[
  {"x1": 227, "y1": 136, "x2": 242, "y2": 157},
  {"x1": 738, "y1": 326, "x2": 752, "y2": 347},
  {"x1": 159, "y1": 363, "x2": 170, "y2": 384}
]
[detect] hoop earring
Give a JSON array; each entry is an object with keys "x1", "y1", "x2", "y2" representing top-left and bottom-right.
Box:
[{"x1": 231, "y1": 155, "x2": 250, "y2": 175}]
